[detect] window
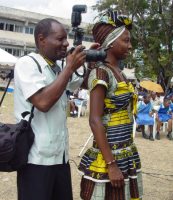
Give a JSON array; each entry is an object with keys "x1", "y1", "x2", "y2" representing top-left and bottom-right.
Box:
[
  {"x1": 5, "y1": 48, "x2": 12, "y2": 54},
  {"x1": 30, "y1": 28, "x2": 34, "y2": 34},
  {"x1": 15, "y1": 25, "x2": 23, "y2": 33},
  {"x1": 4, "y1": 48, "x2": 22, "y2": 57},
  {"x1": 13, "y1": 49, "x2": 21, "y2": 57},
  {"x1": 5, "y1": 23, "x2": 14, "y2": 31},
  {"x1": 25, "y1": 27, "x2": 29, "y2": 34},
  {"x1": 0, "y1": 22, "x2": 4, "y2": 30},
  {"x1": 25, "y1": 27, "x2": 34, "y2": 34},
  {"x1": 68, "y1": 32, "x2": 93, "y2": 42}
]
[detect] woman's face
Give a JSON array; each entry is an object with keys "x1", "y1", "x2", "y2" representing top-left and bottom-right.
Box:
[{"x1": 110, "y1": 29, "x2": 132, "y2": 60}]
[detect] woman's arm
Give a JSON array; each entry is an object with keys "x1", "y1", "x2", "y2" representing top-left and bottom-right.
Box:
[
  {"x1": 89, "y1": 85, "x2": 114, "y2": 163},
  {"x1": 89, "y1": 85, "x2": 124, "y2": 187}
]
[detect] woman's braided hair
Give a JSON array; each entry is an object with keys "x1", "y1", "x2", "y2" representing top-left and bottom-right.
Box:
[
  {"x1": 92, "y1": 23, "x2": 115, "y2": 45},
  {"x1": 92, "y1": 9, "x2": 132, "y2": 45}
]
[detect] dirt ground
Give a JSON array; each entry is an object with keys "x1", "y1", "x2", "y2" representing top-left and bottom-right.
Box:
[{"x1": 0, "y1": 92, "x2": 173, "y2": 200}]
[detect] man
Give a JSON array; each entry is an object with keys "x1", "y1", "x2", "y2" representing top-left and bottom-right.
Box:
[{"x1": 14, "y1": 18, "x2": 89, "y2": 200}]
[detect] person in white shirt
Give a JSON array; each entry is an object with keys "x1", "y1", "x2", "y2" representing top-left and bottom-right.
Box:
[
  {"x1": 14, "y1": 18, "x2": 98, "y2": 200},
  {"x1": 150, "y1": 92, "x2": 162, "y2": 107}
]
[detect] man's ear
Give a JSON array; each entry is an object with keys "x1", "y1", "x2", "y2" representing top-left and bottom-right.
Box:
[{"x1": 37, "y1": 34, "x2": 46, "y2": 47}]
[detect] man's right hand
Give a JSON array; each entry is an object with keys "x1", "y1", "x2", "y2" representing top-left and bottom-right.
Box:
[{"x1": 66, "y1": 45, "x2": 86, "y2": 72}]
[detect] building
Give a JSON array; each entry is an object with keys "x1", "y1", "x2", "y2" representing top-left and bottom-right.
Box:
[{"x1": 0, "y1": 6, "x2": 93, "y2": 58}]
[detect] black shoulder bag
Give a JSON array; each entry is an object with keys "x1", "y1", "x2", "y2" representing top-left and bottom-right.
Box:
[{"x1": 0, "y1": 55, "x2": 42, "y2": 172}]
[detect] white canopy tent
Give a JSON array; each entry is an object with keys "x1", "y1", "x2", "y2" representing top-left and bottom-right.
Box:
[
  {"x1": 0, "y1": 48, "x2": 17, "y2": 93},
  {"x1": 0, "y1": 48, "x2": 17, "y2": 67}
]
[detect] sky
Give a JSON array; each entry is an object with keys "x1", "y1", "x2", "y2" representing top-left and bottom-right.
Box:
[{"x1": 0, "y1": 0, "x2": 98, "y2": 23}]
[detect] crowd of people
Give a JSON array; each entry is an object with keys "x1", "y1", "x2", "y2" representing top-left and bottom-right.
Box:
[{"x1": 136, "y1": 90, "x2": 173, "y2": 141}]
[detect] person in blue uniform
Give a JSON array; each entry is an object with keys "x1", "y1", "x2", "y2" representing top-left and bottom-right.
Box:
[
  {"x1": 156, "y1": 97, "x2": 173, "y2": 140},
  {"x1": 136, "y1": 94, "x2": 154, "y2": 141}
]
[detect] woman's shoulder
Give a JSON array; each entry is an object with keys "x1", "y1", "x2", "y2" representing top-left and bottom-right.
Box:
[
  {"x1": 89, "y1": 62, "x2": 110, "y2": 82},
  {"x1": 95, "y1": 62, "x2": 113, "y2": 75}
]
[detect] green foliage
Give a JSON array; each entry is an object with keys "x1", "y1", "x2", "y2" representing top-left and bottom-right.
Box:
[{"x1": 93, "y1": 0, "x2": 173, "y2": 87}]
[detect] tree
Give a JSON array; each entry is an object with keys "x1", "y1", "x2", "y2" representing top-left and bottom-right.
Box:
[{"x1": 93, "y1": 0, "x2": 173, "y2": 92}]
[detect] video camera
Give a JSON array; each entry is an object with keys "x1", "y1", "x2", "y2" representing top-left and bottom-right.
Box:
[{"x1": 71, "y1": 5, "x2": 107, "y2": 62}]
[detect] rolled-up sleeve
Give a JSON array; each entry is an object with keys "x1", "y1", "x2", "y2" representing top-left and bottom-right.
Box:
[
  {"x1": 14, "y1": 56, "x2": 46, "y2": 100},
  {"x1": 88, "y1": 68, "x2": 109, "y2": 91}
]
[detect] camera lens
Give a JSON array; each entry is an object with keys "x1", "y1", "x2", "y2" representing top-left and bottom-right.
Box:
[{"x1": 84, "y1": 49, "x2": 107, "y2": 62}]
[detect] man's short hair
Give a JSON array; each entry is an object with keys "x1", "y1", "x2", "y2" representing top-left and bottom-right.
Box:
[
  {"x1": 34, "y1": 18, "x2": 60, "y2": 48},
  {"x1": 143, "y1": 93, "x2": 151, "y2": 99}
]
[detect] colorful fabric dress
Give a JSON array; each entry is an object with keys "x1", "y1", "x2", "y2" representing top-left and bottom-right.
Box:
[
  {"x1": 136, "y1": 101, "x2": 154, "y2": 125},
  {"x1": 158, "y1": 104, "x2": 172, "y2": 122},
  {"x1": 78, "y1": 64, "x2": 143, "y2": 200}
]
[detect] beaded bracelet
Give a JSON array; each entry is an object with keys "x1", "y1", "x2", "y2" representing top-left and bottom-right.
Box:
[{"x1": 106, "y1": 159, "x2": 116, "y2": 166}]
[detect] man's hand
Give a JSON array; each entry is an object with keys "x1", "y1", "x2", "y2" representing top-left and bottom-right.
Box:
[
  {"x1": 89, "y1": 43, "x2": 100, "y2": 50},
  {"x1": 66, "y1": 45, "x2": 86, "y2": 72}
]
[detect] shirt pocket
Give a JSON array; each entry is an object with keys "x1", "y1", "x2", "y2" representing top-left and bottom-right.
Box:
[{"x1": 37, "y1": 133, "x2": 62, "y2": 157}]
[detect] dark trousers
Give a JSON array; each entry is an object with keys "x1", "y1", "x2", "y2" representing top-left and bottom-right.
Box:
[{"x1": 17, "y1": 162, "x2": 73, "y2": 200}]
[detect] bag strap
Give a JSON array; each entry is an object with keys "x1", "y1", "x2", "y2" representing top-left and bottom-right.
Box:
[
  {"x1": 28, "y1": 55, "x2": 42, "y2": 73},
  {"x1": 21, "y1": 55, "x2": 43, "y2": 124},
  {"x1": 21, "y1": 106, "x2": 34, "y2": 125}
]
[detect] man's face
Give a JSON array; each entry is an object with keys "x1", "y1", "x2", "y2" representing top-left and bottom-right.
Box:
[{"x1": 39, "y1": 22, "x2": 69, "y2": 62}]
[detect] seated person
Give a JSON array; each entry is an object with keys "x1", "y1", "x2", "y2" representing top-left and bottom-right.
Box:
[
  {"x1": 156, "y1": 97, "x2": 173, "y2": 140},
  {"x1": 136, "y1": 94, "x2": 154, "y2": 140},
  {"x1": 169, "y1": 93, "x2": 173, "y2": 111},
  {"x1": 73, "y1": 88, "x2": 88, "y2": 107},
  {"x1": 66, "y1": 90, "x2": 78, "y2": 117},
  {"x1": 69, "y1": 100, "x2": 78, "y2": 117},
  {"x1": 150, "y1": 92, "x2": 162, "y2": 107},
  {"x1": 69, "y1": 89, "x2": 88, "y2": 117},
  {"x1": 138, "y1": 86, "x2": 147, "y2": 97}
]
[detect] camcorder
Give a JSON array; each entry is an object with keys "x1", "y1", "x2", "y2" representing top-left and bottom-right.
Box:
[{"x1": 71, "y1": 4, "x2": 107, "y2": 62}]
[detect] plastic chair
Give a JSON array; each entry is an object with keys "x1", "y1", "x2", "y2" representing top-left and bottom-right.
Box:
[
  {"x1": 77, "y1": 100, "x2": 87, "y2": 118},
  {"x1": 153, "y1": 113, "x2": 157, "y2": 139},
  {"x1": 152, "y1": 113, "x2": 172, "y2": 139}
]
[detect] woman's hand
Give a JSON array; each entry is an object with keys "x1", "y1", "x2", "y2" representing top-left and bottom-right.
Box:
[{"x1": 108, "y1": 163, "x2": 124, "y2": 188}]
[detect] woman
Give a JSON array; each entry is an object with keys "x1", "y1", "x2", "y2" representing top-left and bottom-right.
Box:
[
  {"x1": 78, "y1": 10, "x2": 143, "y2": 200},
  {"x1": 136, "y1": 93, "x2": 154, "y2": 141}
]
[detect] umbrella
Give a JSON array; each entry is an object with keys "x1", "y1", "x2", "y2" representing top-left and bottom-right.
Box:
[{"x1": 140, "y1": 80, "x2": 164, "y2": 93}]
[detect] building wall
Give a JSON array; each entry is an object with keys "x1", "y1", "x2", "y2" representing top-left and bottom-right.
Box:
[{"x1": 0, "y1": 6, "x2": 93, "y2": 57}]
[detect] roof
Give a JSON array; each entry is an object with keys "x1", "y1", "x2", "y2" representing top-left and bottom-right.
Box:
[{"x1": 0, "y1": 6, "x2": 88, "y2": 28}]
